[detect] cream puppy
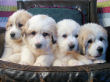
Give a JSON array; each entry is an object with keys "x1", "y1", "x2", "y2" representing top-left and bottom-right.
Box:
[
  {"x1": 53, "y1": 19, "x2": 92, "y2": 66},
  {"x1": 19, "y1": 15, "x2": 56, "y2": 66},
  {"x1": 78, "y1": 23, "x2": 108, "y2": 63},
  {"x1": 1, "y1": 10, "x2": 32, "y2": 63}
]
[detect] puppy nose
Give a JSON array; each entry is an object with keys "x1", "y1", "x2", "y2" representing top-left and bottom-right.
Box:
[
  {"x1": 69, "y1": 44, "x2": 75, "y2": 50},
  {"x1": 10, "y1": 33, "x2": 15, "y2": 38},
  {"x1": 35, "y1": 43, "x2": 42, "y2": 48},
  {"x1": 97, "y1": 46, "x2": 103, "y2": 53}
]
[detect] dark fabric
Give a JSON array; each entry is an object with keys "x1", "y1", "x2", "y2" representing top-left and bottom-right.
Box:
[
  {"x1": 17, "y1": 0, "x2": 97, "y2": 23},
  {"x1": 28, "y1": 8, "x2": 83, "y2": 25}
]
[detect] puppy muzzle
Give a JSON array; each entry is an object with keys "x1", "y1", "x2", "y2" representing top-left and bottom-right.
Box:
[
  {"x1": 69, "y1": 44, "x2": 75, "y2": 51},
  {"x1": 35, "y1": 43, "x2": 42, "y2": 49}
]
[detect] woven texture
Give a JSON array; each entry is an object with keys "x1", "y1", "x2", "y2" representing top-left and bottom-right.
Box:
[
  {"x1": 0, "y1": 0, "x2": 17, "y2": 27},
  {"x1": 28, "y1": 7, "x2": 83, "y2": 25},
  {"x1": 97, "y1": 0, "x2": 110, "y2": 27}
]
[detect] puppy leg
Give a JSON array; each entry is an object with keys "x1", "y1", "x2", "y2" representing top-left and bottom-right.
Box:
[
  {"x1": 66, "y1": 51, "x2": 93, "y2": 65},
  {"x1": 19, "y1": 46, "x2": 35, "y2": 65},
  {"x1": 53, "y1": 59, "x2": 64, "y2": 66},
  {"x1": 68, "y1": 59, "x2": 84, "y2": 66},
  {"x1": 1, "y1": 53, "x2": 20, "y2": 63},
  {"x1": 33, "y1": 54, "x2": 54, "y2": 66},
  {"x1": 2, "y1": 45, "x2": 13, "y2": 58},
  {"x1": 93, "y1": 60, "x2": 106, "y2": 64}
]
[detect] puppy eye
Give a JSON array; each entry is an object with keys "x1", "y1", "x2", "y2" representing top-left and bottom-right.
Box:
[
  {"x1": 42, "y1": 32, "x2": 49, "y2": 37},
  {"x1": 10, "y1": 24, "x2": 12, "y2": 27},
  {"x1": 31, "y1": 31, "x2": 36, "y2": 35},
  {"x1": 75, "y1": 34, "x2": 78, "y2": 38},
  {"x1": 88, "y1": 39, "x2": 92, "y2": 44},
  {"x1": 18, "y1": 23, "x2": 23, "y2": 27},
  {"x1": 99, "y1": 37, "x2": 104, "y2": 41},
  {"x1": 62, "y1": 34, "x2": 67, "y2": 38}
]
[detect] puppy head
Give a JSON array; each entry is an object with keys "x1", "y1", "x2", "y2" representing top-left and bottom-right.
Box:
[
  {"x1": 6, "y1": 9, "x2": 32, "y2": 42},
  {"x1": 78, "y1": 23, "x2": 108, "y2": 59},
  {"x1": 57, "y1": 19, "x2": 80, "y2": 53},
  {"x1": 24, "y1": 15, "x2": 57, "y2": 55}
]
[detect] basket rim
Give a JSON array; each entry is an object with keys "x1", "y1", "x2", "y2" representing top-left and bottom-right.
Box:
[{"x1": 0, "y1": 60, "x2": 110, "y2": 72}]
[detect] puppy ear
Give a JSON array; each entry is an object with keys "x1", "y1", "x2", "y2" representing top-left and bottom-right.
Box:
[
  {"x1": 78, "y1": 35, "x2": 86, "y2": 55},
  {"x1": 51, "y1": 28, "x2": 57, "y2": 44},
  {"x1": 51, "y1": 36, "x2": 57, "y2": 44},
  {"x1": 6, "y1": 17, "x2": 11, "y2": 30},
  {"x1": 22, "y1": 21, "x2": 29, "y2": 37}
]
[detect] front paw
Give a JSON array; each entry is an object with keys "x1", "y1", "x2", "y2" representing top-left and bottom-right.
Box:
[
  {"x1": 94, "y1": 60, "x2": 106, "y2": 64},
  {"x1": 33, "y1": 61, "x2": 49, "y2": 66},
  {"x1": 19, "y1": 61, "x2": 32, "y2": 65}
]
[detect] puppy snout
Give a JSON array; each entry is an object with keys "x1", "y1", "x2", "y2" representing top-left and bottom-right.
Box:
[
  {"x1": 10, "y1": 33, "x2": 15, "y2": 38},
  {"x1": 69, "y1": 44, "x2": 75, "y2": 50},
  {"x1": 97, "y1": 46, "x2": 103, "y2": 54},
  {"x1": 35, "y1": 43, "x2": 42, "y2": 48}
]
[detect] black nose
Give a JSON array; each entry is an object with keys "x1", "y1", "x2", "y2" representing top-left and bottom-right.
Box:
[
  {"x1": 10, "y1": 33, "x2": 15, "y2": 38},
  {"x1": 69, "y1": 44, "x2": 75, "y2": 50},
  {"x1": 97, "y1": 46, "x2": 103, "y2": 54},
  {"x1": 35, "y1": 43, "x2": 42, "y2": 48}
]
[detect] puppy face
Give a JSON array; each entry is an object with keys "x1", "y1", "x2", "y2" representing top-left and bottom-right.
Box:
[
  {"x1": 57, "y1": 19, "x2": 80, "y2": 52},
  {"x1": 24, "y1": 15, "x2": 56, "y2": 55},
  {"x1": 78, "y1": 23, "x2": 108, "y2": 59},
  {"x1": 6, "y1": 10, "x2": 32, "y2": 42}
]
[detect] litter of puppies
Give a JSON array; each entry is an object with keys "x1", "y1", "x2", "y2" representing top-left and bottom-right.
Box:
[{"x1": 1, "y1": 9, "x2": 108, "y2": 66}]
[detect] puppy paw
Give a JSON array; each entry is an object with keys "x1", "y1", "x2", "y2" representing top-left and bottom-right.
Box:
[
  {"x1": 19, "y1": 61, "x2": 32, "y2": 65},
  {"x1": 94, "y1": 60, "x2": 106, "y2": 64},
  {"x1": 33, "y1": 61, "x2": 49, "y2": 66},
  {"x1": 68, "y1": 59, "x2": 84, "y2": 66},
  {"x1": 80, "y1": 59, "x2": 93, "y2": 65},
  {"x1": 34, "y1": 55, "x2": 54, "y2": 66}
]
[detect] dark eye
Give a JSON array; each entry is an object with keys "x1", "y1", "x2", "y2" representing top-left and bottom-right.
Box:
[
  {"x1": 99, "y1": 37, "x2": 104, "y2": 41},
  {"x1": 18, "y1": 23, "x2": 23, "y2": 27},
  {"x1": 75, "y1": 34, "x2": 78, "y2": 38},
  {"x1": 62, "y1": 34, "x2": 67, "y2": 38},
  {"x1": 88, "y1": 39, "x2": 92, "y2": 44},
  {"x1": 31, "y1": 31, "x2": 36, "y2": 35},
  {"x1": 42, "y1": 32, "x2": 49, "y2": 37},
  {"x1": 10, "y1": 24, "x2": 12, "y2": 27}
]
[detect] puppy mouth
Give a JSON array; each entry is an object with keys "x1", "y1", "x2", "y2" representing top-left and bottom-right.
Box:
[
  {"x1": 35, "y1": 43, "x2": 42, "y2": 49},
  {"x1": 95, "y1": 54, "x2": 102, "y2": 57},
  {"x1": 10, "y1": 33, "x2": 22, "y2": 40},
  {"x1": 69, "y1": 45, "x2": 75, "y2": 51}
]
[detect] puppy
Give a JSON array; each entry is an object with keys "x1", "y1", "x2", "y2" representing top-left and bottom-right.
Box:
[
  {"x1": 1, "y1": 10, "x2": 32, "y2": 63},
  {"x1": 53, "y1": 19, "x2": 92, "y2": 66},
  {"x1": 19, "y1": 15, "x2": 57, "y2": 66},
  {"x1": 78, "y1": 23, "x2": 108, "y2": 63}
]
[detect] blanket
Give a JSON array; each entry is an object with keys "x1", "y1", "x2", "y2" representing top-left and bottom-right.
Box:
[{"x1": 97, "y1": 0, "x2": 110, "y2": 27}]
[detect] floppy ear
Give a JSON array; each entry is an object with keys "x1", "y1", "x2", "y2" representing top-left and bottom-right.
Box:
[
  {"x1": 22, "y1": 21, "x2": 30, "y2": 38},
  {"x1": 6, "y1": 17, "x2": 11, "y2": 30},
  {"x1": 51, "y1": 25, "x2": 57, "y2": 44},
  {"x1": 51, "y1": 31, "x2": 57, "y2": 44},
  {"x1": 51, "y1": 36, "x2": 56, "y2": 44},
  {"x1": 78, "y1": 35, "x2": 86, "y2": 55}
]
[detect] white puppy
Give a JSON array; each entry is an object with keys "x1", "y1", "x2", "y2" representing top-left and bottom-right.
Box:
[
  {"x1": 53, "y1": 19, "x2": 92, "y2": 66},
  {"x1": 19, "y1": 15, "x2": 57, "y2": 66},
  {"x1": 1, "y1": 10, "x2": 32, "y2": 63},
  {"x1": 78, "y1": 23, "x2": 108, "y2": 63}
]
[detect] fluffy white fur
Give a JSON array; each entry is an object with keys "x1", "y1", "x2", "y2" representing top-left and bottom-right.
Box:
[
  {"x1": 53, "y1": 19, "x2": 92, "y2": 66},
  {"x1": 78, "y1": 23, "x2": 108, "y2": 63},
  {"x1": 1, "y1": 9, "x2": 32, "y2": 63},
  {"x1": 19, "y1": 15, "x2": 56, "y2": 66}
]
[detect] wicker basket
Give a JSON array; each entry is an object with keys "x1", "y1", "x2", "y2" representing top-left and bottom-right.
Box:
[
  {"x1": 0, "y1": 0, "x2": 110, "y2": 82},
  {"x1": 0, "y1": 27, "x2": 110, "y2": 82}
]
